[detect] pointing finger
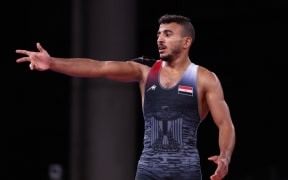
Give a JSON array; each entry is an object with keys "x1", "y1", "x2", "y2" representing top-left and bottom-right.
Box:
[
  {"x1": 16, "y1": 57, "x2": 31, "y2": 63},
  {"x1": 15, "y1": 49, "x2": 31, "y2": 56}
]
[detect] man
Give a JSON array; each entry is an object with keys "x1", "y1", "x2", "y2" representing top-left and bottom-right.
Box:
[{"x1": 16, "y1": 14, "x2": 235, "y2": 180}]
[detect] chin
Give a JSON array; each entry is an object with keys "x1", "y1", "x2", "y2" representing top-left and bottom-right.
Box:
[
  {"x1": 160, "y1": 55, "x2": 169, "y2": 61},
  {"x1": 161, "y1": 57, "x2": 172, "y2": 62}
]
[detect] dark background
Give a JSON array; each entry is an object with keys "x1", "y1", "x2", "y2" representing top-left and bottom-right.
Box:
[{"x1": 5, "y1": 1, "x2": 288, "y2": 180}]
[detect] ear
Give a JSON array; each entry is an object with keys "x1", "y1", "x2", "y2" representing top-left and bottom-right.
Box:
[{"x1": 184, "y1": 37, "x2": 192, "y2": 49}]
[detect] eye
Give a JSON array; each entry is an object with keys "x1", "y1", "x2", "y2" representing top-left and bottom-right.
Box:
[{"x1": 165, "y1": 32, "x2": 172, "y2": 37}]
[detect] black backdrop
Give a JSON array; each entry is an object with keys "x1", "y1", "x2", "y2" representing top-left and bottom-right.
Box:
[{"x1": 5, "y1": 1, "x2": 288, "y2": 180}]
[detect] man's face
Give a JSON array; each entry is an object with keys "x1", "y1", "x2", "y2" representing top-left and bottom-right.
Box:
[{"x1": 157, "y1": 23, "x2": 185, "y2": 61}]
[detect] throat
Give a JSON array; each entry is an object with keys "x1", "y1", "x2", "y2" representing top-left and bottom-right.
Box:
[
  {"x1": 160, "y1": 60, "x2": 191, "y2": 88},
  {"x1": 160, "y1": 73, "x2": 182, "y2": 88}
]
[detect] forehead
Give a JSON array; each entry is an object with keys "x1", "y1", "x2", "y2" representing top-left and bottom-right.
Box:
[{"x1": 158, "y1": 22, "x2": 182, "y2": 33}]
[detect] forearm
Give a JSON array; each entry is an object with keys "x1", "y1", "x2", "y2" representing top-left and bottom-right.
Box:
[
  {"x1": 50, "y1": 57, "x2": 104, "y2": 77},
  {"x1": 218, "y1": 123, "x2": 235, "y2": 164}
]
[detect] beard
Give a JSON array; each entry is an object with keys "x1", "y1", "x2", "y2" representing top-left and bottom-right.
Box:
[
  {"x1": 159, "y1": 45, "x2": 181, "y2": 62},
  {"x1": 160, "y1": 54, "x2": 173, "y2": 62}
]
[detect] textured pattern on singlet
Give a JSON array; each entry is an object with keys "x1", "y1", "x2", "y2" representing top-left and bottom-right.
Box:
[{"x1": 135, "y1": 60, "x2": 202, "y2": 180}]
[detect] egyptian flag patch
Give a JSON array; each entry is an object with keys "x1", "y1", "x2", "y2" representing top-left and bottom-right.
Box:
[{"x1": 178, "y1": 85, "x2": 193, "y2": 96}]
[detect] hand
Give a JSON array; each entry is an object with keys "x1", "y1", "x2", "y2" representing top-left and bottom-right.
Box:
[
  {"x1": 16, "y1": 42, "x2": 51, "y2": 71},
  {"x1": 208, "y1": 155, "x2": 229, "y2": 180}
]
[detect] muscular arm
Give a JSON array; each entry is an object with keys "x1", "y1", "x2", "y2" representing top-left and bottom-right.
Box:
[
  {"x1": 16, "y1": 42, "x2": 149, "y2": 83},
  {"x1": 206, "y1": 72, "x2": 235, "y2": 162},
  {"x1": 50, "y1": 57, "x2": 145, "y2": 82},
  {"x1": 199, "y1": 67, "x2": 235, "y2": 179}
]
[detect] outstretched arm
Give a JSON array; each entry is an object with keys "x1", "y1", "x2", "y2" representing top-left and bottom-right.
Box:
[
  {"x1": 16, "y1": 42, "x2": 149, "y2": 82},
  {"x1": 201, "y1": 69, "x2": 236, "y2": 180}
]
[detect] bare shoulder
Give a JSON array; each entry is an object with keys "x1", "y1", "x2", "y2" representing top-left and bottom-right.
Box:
[
  {"x1": 196, "y1": 65, "x2": 224, "y2": 119},
  {"x1": 126, "y1": 60, "x2": 151, "y2": 82},
  {"x1": 126, "y1": 60, "x2": 152, "y2": 97},
  {"x1": 197, "y1": 66, "x2": 220, "y2": 86},
  {"x1": 128, "y1": 60, "x2": 151, "y2": 74}
]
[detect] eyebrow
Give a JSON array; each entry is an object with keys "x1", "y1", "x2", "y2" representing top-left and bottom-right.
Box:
[{"x1": 157, "y1": 29, "x2": 173, "y2": 36}]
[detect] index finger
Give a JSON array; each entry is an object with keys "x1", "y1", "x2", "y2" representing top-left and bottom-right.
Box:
[{"x1": 15, "y1": 49, "x2": 31, "y2": 56}]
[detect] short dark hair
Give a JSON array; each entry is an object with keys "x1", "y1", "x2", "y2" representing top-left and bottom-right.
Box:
[{"x1": 158, "y1": 14, "x2": 195, "y2": 42}]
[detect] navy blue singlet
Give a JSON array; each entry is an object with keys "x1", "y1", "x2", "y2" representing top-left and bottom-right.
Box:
[{"x1": 135, "y1": 60, "x2": 202, "y2": 180}]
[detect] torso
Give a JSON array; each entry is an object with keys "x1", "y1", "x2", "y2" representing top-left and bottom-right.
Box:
[{"x1": 136, "y1": 60, "x2": 202, "y2": 180}]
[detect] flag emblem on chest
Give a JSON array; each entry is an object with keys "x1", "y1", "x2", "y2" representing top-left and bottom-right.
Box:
[{"x1": 178, "y1": 85, "x2": 193, "y2": 96}]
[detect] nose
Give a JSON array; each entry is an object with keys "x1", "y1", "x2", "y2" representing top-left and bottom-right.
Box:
[{"x1": 157, "y1": 35, "x2": 163, "y2": 44}]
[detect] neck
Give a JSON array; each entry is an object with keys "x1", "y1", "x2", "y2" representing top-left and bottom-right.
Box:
[{"x1": 162, "y1": 58, "x2": 191, "y2": 71}]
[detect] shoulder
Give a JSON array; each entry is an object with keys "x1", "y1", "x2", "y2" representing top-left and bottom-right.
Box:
[
  {"x1": 197, "y1": 65, "x2": 222, "y2": 90},
  {"x1": 127, "y1": 60, "x2": 152, "y2": 71},
  {"x1": 126, "y1": 60, "x2": 151, "y2": 82}
]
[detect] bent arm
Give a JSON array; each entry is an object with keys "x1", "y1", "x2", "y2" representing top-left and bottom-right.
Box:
[{"x1": 205, "y1": 72, "x2": 235, "y2": 164}]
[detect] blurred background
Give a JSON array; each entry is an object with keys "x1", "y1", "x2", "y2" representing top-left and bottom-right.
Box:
[{"x1": 5, "y1": 1, "x2": 288, "y2": 180}]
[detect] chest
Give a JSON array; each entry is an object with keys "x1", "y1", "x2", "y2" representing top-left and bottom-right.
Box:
[{"x1": 159, "y1": 69, "x2": 184, "y2": 88}]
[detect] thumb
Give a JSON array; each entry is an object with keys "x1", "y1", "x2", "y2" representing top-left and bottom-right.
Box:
[
  {"x1": 208, "y1": 155, "x2": 218, "y2": 162},
  {"x1": 36, "y1": 42, "x2": 45, "y2": 52}
]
